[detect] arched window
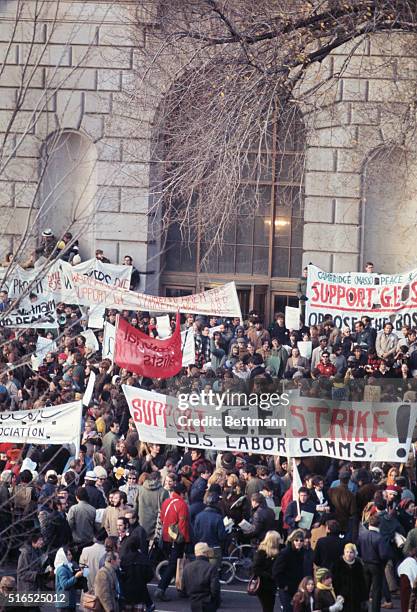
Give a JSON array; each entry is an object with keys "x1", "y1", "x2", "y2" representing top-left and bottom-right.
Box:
[
  {"x1": 363, "y1": 147, "x2": 417, "y2": 273},
  {"x1": 40, "y1": 130, "x2": 97, "y2": 257},
  {"x1": 164, "y1": 105, "x2": 305, "y2": 277}
]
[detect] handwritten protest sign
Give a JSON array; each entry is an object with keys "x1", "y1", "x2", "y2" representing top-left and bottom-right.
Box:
[
  {"x1": 0, "y1": 401, "x2": 82, "y2": 453},
  {"x1": 306, "y1": 264, "x2": 417, "y2": 330},
  {"x1": 123, "y1": 386, "x2": 417, "y2": 462}
]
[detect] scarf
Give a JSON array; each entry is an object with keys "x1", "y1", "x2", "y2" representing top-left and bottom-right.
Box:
[
  {"x1": 343, "y1": 557, "x2": 356, "y2": 566},
  {"x1": 316, "y1": 581, "x2": 336, "y2": 600}
]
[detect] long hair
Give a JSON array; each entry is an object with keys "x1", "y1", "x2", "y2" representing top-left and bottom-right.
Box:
[
  {"x1": 208, "y1": 468, "x2": 227, "y2": 487},
  {"x1": 257, "y1": 530, "x2": 282, "y2": 558},
  {"x1": 292, "y1": 576, "x2": 315, "y2": 605}
]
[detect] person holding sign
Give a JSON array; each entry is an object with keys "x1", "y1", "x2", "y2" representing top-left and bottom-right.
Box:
[{"x1": 284, "y1": 488, "x2": 318, "y2": 534}]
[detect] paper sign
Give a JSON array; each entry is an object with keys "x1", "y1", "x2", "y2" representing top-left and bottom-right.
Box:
[
  {"x1": 298, "y1": 341, "x2": 312, "y2": 359},
  {"x1": 156, "y1": 315, "x2": 172, "y2": 339},
  {"x1": 181, "y1": 328, "x2": 195, "y2": 366},
  {"x1": 81, "y1": 329, "x2": 99, "y2": 352},
  {"x1": 83, "y1": 371, "x2": 96, "y2": 407},
  {"x1": 102, "y1": 321, "x2": 115, "y2": 362},
  {"x1": 88, "y1": 305, "x2": 105, "y2": 329},
  {"x1": 285, "y1": 306, "x2": 300, "y2": 330},
  {"x1": 299, "y1": 511, "x2": 314, "y2": 530}
]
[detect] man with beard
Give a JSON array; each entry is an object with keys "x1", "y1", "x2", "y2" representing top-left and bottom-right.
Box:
[{"x1": 102, "y1": 490, "x2": 127, "y2": 537}]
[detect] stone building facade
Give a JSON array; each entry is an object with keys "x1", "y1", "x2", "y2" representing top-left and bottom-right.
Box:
[{"x1": 0, "y1": 1, "x2": 416, "y2": 318}]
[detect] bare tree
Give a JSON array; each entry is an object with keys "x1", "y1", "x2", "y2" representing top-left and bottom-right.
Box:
[{"x1": 124, "y1": 0, "x2": 417, "y2": 264}]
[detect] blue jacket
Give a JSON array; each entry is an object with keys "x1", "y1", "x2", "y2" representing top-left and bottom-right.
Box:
[
  {"x1": 55, "y1": 564, "x2": 77, "y2": 608},
  {"x1": 190, "y1": 477, "x2": 207, "y2": 504},
  {"x1": 193, "y1": 507, "x2": 227, "y2": 547},
  {"x1": 358, "y1": 527, "x2": 392, "y2": 564}
]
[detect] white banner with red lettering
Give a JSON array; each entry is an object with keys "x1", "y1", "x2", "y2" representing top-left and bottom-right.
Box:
[
  {"x1": 122, "y1": 386, "x2": 417, "y2": 462},
  {"x1": 62, "y1": 268, "x2": 242, "y2": 318},
  {"x1": 306, "y1": 264, "x2": 417, "y2": 330}
]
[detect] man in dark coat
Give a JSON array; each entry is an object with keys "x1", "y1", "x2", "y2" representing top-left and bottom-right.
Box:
[
  {"x1": 193, "y1": 493, "x2": 227, "y2": 550},
  {"x1": 84, "y1": 472, "x2": 107, "y2": 509},
  {"x1": 285, "y1": 487, "x2": 318, "y2": 533},
  {"x1": 328, "y1": 470, "x2": 357, "y2": 538},
  {"x1": 245, "y1": 494, "x2": 276, "y2": 543},
  {"x1": 358, "y1": 514, "x2": 392, "y2": 612},
  {"x1": 183, "y1": 542, "x2": 220, "y2": 612},
  {"x1": 314, "y1": 519, "x2": 345, "y2": 571},
  {"x1": 17, "y1": 533, "x2": 46, "y2": 598}
]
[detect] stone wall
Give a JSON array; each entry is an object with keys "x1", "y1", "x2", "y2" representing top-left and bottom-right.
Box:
[
  {"x1": 300, "y1": 33, "x2": 417, "y2": 273},
  {"x1": 0, "y1": 0, "x2": 160, "y2": 290},
  {"x1": 1, "y1": 0, "x2": 417, "y2": 285}
]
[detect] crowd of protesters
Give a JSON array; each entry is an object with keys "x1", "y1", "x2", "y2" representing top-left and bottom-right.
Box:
[{"x1": 0, "y1": 249, "x2": 416, "y2": 612}]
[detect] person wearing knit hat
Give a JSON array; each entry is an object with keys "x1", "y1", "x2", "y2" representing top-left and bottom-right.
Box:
[
  {"x1": 385, "y1": 484, "x2": 401, "y2": 506},
  {"x1": 315, "y1": 568, "x2": 344, "y2": 612},
  {"x1": 332, "y1": 544, "x2": 368, "y2": 612}
]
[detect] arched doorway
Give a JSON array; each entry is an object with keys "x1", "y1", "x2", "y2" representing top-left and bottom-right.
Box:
[{"x1": 40, "y1": 130, "x2": 97, "y2": 258}]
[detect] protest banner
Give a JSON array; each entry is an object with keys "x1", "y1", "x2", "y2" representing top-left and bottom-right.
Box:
[
  {"x1": 0, "y1": 296, "x2": 58, "y2": 329},
  {"x1": 0, "y1": 401, "x2": 82, "y2": 453},
  {"x1": 115, "y1": 313, "x2": 182, "y2": 379},
  {"x1": 122, "y1": 386, "x2": 417, "y2": 462},
  {"x1": 306, "y1": 264, "x2": 417, "y2": 330},
  {"x1": 65, "y1": 270, "x2": 242, "y2": 317},
  {"x1": 102, "y1": 321, "x2": 115, "y2": 362},
  {"x1": 73, "y1": 258, "x2": 132, "y2": 289}
]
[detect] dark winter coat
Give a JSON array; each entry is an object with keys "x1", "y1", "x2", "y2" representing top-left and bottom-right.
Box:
[
  {"x1": 190, "y1": 477, "x2": 208, "y2": 504},
  {"x1": 313, "y1": 534, "x2": 345, "y2": 571},
  {"x1": 193, "y1": 507, "x2": 227, "y2": 548},
  {"x1": 38, "y1": 509, "x2": 72, "y2": 555},
  {"x1": 252, "y1": 549, "x2": 276, "y2": 599},
  {"x1": 328, "y1": 483, "x2": 356, "y2": 531},
  {"x1": 272, "y1": 545, "x2": 305, "y2": 597},
  {"x1": 332, "y1": 557, "x2": 368, "y2": 612},
  {"x1": 84, "y1": 483, "x2": 107, "y2": 509},
  {"x1": 17, "y1": 543, "x2": 44, "y2": 593},
  {"x1": 119, "y1": 545, "x2": 153, "y2": 604},
  {"x1": 250, "y1": 504, "x2": 276, "y2": 542},
  {"x1": 314, "y1": 587, "x2": 336, "y2": 612},
  {"x1": 183, "y1": 556, "x2": 220, "y2": 612}
]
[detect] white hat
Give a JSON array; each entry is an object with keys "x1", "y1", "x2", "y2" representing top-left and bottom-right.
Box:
[
  {"x1": 85, "y1": 470, "x2": 97, "y2": 481},
  {"x1": 42, "y1": 228, "x2": 53, "y2": 237},
  {"x1": 94, "y1": 466, "x2": 107, "y2": 479},
  {"x1": 46, "y1": 469, "x2": 57, "y2": 479}
]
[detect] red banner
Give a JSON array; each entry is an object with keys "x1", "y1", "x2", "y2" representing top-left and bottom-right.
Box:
[{"x1": 114, "y1": 313, "x2": 182, "y2": 379}]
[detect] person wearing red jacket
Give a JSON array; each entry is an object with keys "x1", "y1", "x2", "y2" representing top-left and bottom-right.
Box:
[
  {"x1": 315, "y1": 352, "x2": 336, "y2": 378},
  {"x1": 154, "y1": 483, "x2": 191, "y2": 602}
]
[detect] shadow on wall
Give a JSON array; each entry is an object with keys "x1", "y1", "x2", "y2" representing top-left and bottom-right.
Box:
[
  {"x1": 40, "y1": 130, "x2": 97, "y2": 258},
  {"x1": 363, "y1": 146, "x2": 417, "y2": 273}
]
